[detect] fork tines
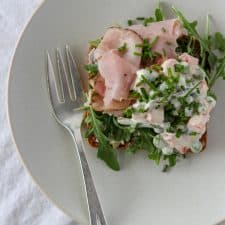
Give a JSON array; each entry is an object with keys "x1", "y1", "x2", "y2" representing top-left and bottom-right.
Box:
[{"x1": 47, "y1": 45, "x2": 82, "y2": 105}]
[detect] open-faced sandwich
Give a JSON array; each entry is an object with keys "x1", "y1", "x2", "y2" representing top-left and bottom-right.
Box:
[{"x1": 83, "y1": 5, "x2": 225, "y2": 171}]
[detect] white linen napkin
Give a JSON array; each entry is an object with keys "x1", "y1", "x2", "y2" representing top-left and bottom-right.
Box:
[{"x1": 0, "y1": 1, "x2": 75, "y2": 224}]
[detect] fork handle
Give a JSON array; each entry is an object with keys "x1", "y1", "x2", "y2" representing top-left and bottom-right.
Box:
[{"x1": 71, "y1": 128, "x2": 108, "y2": 225}]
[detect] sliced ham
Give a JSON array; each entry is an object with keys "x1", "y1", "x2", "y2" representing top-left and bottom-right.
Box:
[
  {"x1": 129, "y1": 19, "x2": 186, "y2": 57},
  {"x1": 90, "y1": 27, "x2": 143, "y2": 110},
  {"x1": 94, "y1": 27, "x2": 142, "y2": 68},
  {"x1": 161, "y1": 53, "x2": 200, "y2": 75},
  {"x1": 179, "y1": 53, "x2": 200, "y2": 74},
  {"x1": 98, "y1": 50, "x2": 137, "y2": 106},
  {"x1": 179, "y1": 53, "x2": 199, "y2": 65},
  {"x1": 91, "y1": 94, "x2": 131, "y2": 112},
  {"x1": 146, "y1": 106, "x2": 164, "y2": 124},
  {"x1": 161, "y1": 58, "x2": 178, "y2": 75},
  {"x1": 187, "y1": 114, "x2": 209, "y2": 134},
  {"x1": 162, "y1": 132, "x2": 195, "y2": 154},
  {"x1": 94, "y1": 75, "x2": 105, "y2": 97}
]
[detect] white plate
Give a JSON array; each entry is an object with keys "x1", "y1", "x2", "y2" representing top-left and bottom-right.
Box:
[{"x1": 7, "y1": 0, "x2": 225, "y2": 224}]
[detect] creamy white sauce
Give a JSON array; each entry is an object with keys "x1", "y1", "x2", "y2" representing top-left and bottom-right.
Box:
[
  {"x1": 153, "y1": 135, "x2": 174, "y2": 155},
  {"x1": 119, "y1": 56, "x2": 216, "y2": 154}
]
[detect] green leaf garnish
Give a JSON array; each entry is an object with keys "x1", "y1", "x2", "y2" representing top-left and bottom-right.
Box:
[
  {"x1": 87, "y1": 108, "x2": 120, "y2": 171},
  {"x1": 148, "y1": 148, "x2": 162, "y2": 165},
  {"x1": 135, "y1": 37, "x2": 159, "y2": 62},
  {"x1": 209, "y1": 56, "x2": 225, "y2": 88},
  {"x1": 84, "y1": 64, "x2": 98, "y2": 77},
  {"x1": 136, "y1": 17, "x2": 145, "y2": 20},
  {"x1": 143, "y1": 17, "x2": 155, "y2": 26},
  {"x1": 89, "y1": 39, "x2": 101, "y2": 48},
  {"x1": 155, "y1": 3, "x2": 164, "y2": 21},
  {"x1": 161, "y1": 27, "x2": 167, "y2": 32},
  {"x1": 214, "y1": 32, "x2": 225, "y2": 52},
  {"x1": 172, "y1": 7, "x2": 209, "y2": 58},
  {"x1": 128, "y1": 19, "x2": 133, "y2": 26},
  {"x1": 118, "y1": 43, "x2": 128, "y2": 53},
  {"x1": 174, "y1": 64, "x2": 186, "y2": 73}
]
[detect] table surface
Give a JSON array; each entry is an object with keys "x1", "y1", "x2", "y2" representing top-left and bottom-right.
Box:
[{"x1": 1, "y1": 1, "x2": 225, "y2": 225}]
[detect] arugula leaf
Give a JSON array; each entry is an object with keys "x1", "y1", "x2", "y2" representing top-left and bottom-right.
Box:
[
  {"x1": 97, "y1": 144, "x2": 120, "y2": 171},
  {"x1": 84, "y1": 108, "x2": 184, "y2": 171},
  {"x1": 172, "y1": 8, "x2": 199, "y2": 39},
  {"x1": 87, "y1": 108, "x2": 120, "y2": 171},
  {"x1": 162, "y1": 153, "x2": 179, "y2": 172},
  {"x1": 173, "y1": 7, "x2": 225, "y2": 89},
  {"x1": 172, "y1": 7, "x2": 209, "y2": 58},
  {"x1": 126, "y1": 128, "x2": 156, "y2": 154},
  {"x1": 167, "y1": 154, "x2": 177, "y2": 167},
  {"x1": 148, "y1": 148, "x2": 162, "y2": 165},
  {"x1": 208, "y1": 52, "x2": 218, "y2": 70},
  {"x1": 214, "y1": 32, "x2": 225, "y2": 52},
  {"x1": 209, "y1": 56, "x2": 225, "y2": 89}
]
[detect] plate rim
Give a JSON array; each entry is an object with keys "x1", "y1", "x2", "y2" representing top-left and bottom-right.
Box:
[{"x1": 6, "y1": 0, "x2": 75, "y2": 221}]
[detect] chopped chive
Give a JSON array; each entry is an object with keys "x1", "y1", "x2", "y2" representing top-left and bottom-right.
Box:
[
  {"x1": 128, "y1": 19, "x2": 133, "y2": 26},
  {"x1": 161, "y1": 27, "x2": 167, "y2": 32},
  {"x1": 176, "y1": 129, "x2": 182, "y2": 138},
  {"x1": 129, "y1": 90, "x2": 141, "y2": 98},
  {"x1": 162, "y1": 48, "x2": 167, "y2": 57},
  {"x1": 135, "y1": 43, "x2": 143, "y2": 48},
  {"x1": 166, "y1": 41, "x2": 172, "y2": 46},
  {"x1": 141, "y1": 75, "x2": 157, "y2": 90},
  {"x1": 136, "y1": 17, "x2": 145, "y2": 20},
  {"x1": 155, "y1": 3, "x2": 164, "y2": 21},
  {"x1": 167, "y1": 67, "x2": 174, "y2": 78},
  {"x1": 162, "y1": 164, "x2": 169, "y2": 172},
  {"x1": 150, "y1": 36, "x2": 159, "y2": 47},
  {"x1": 174, "y1": 64, "x2": 185, "y2": 73},
  {"x1": 143, "y1": 17, "x2": 155, "y2": 26},
  {"x1": 151, "y1": 64, "x2": 162, "y2": 71},
  {"x1": 189, "y1": 131, "x2": 198, "y2": 136},
  {"x1": 133, "y1": 52, "x2": 142, "y2": 56},
  {"x1": 118, "y1": 43, "x2": 128, "y2": 53},
  {"x1": 84, "y1": 64, "x2": 98, "y2": 77},
  {"x1": 140, "y1": 88, "x2": 149, "y2": 102},
  {"x1": 183, "y1": 80, "x2": 202, "y2": 98}
]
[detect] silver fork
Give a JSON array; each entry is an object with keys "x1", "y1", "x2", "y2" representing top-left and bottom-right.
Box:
[{"x1": 46, "y1": 45, "x2": 108, "y2": 225}]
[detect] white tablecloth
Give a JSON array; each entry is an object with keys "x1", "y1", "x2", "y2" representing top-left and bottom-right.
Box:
[
  {"x1": 1, "y1": 1, "x2": 225, "y2": 225},
  {"x1": 0, "y1": 0, "x2": 75, "y2": 224}
]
